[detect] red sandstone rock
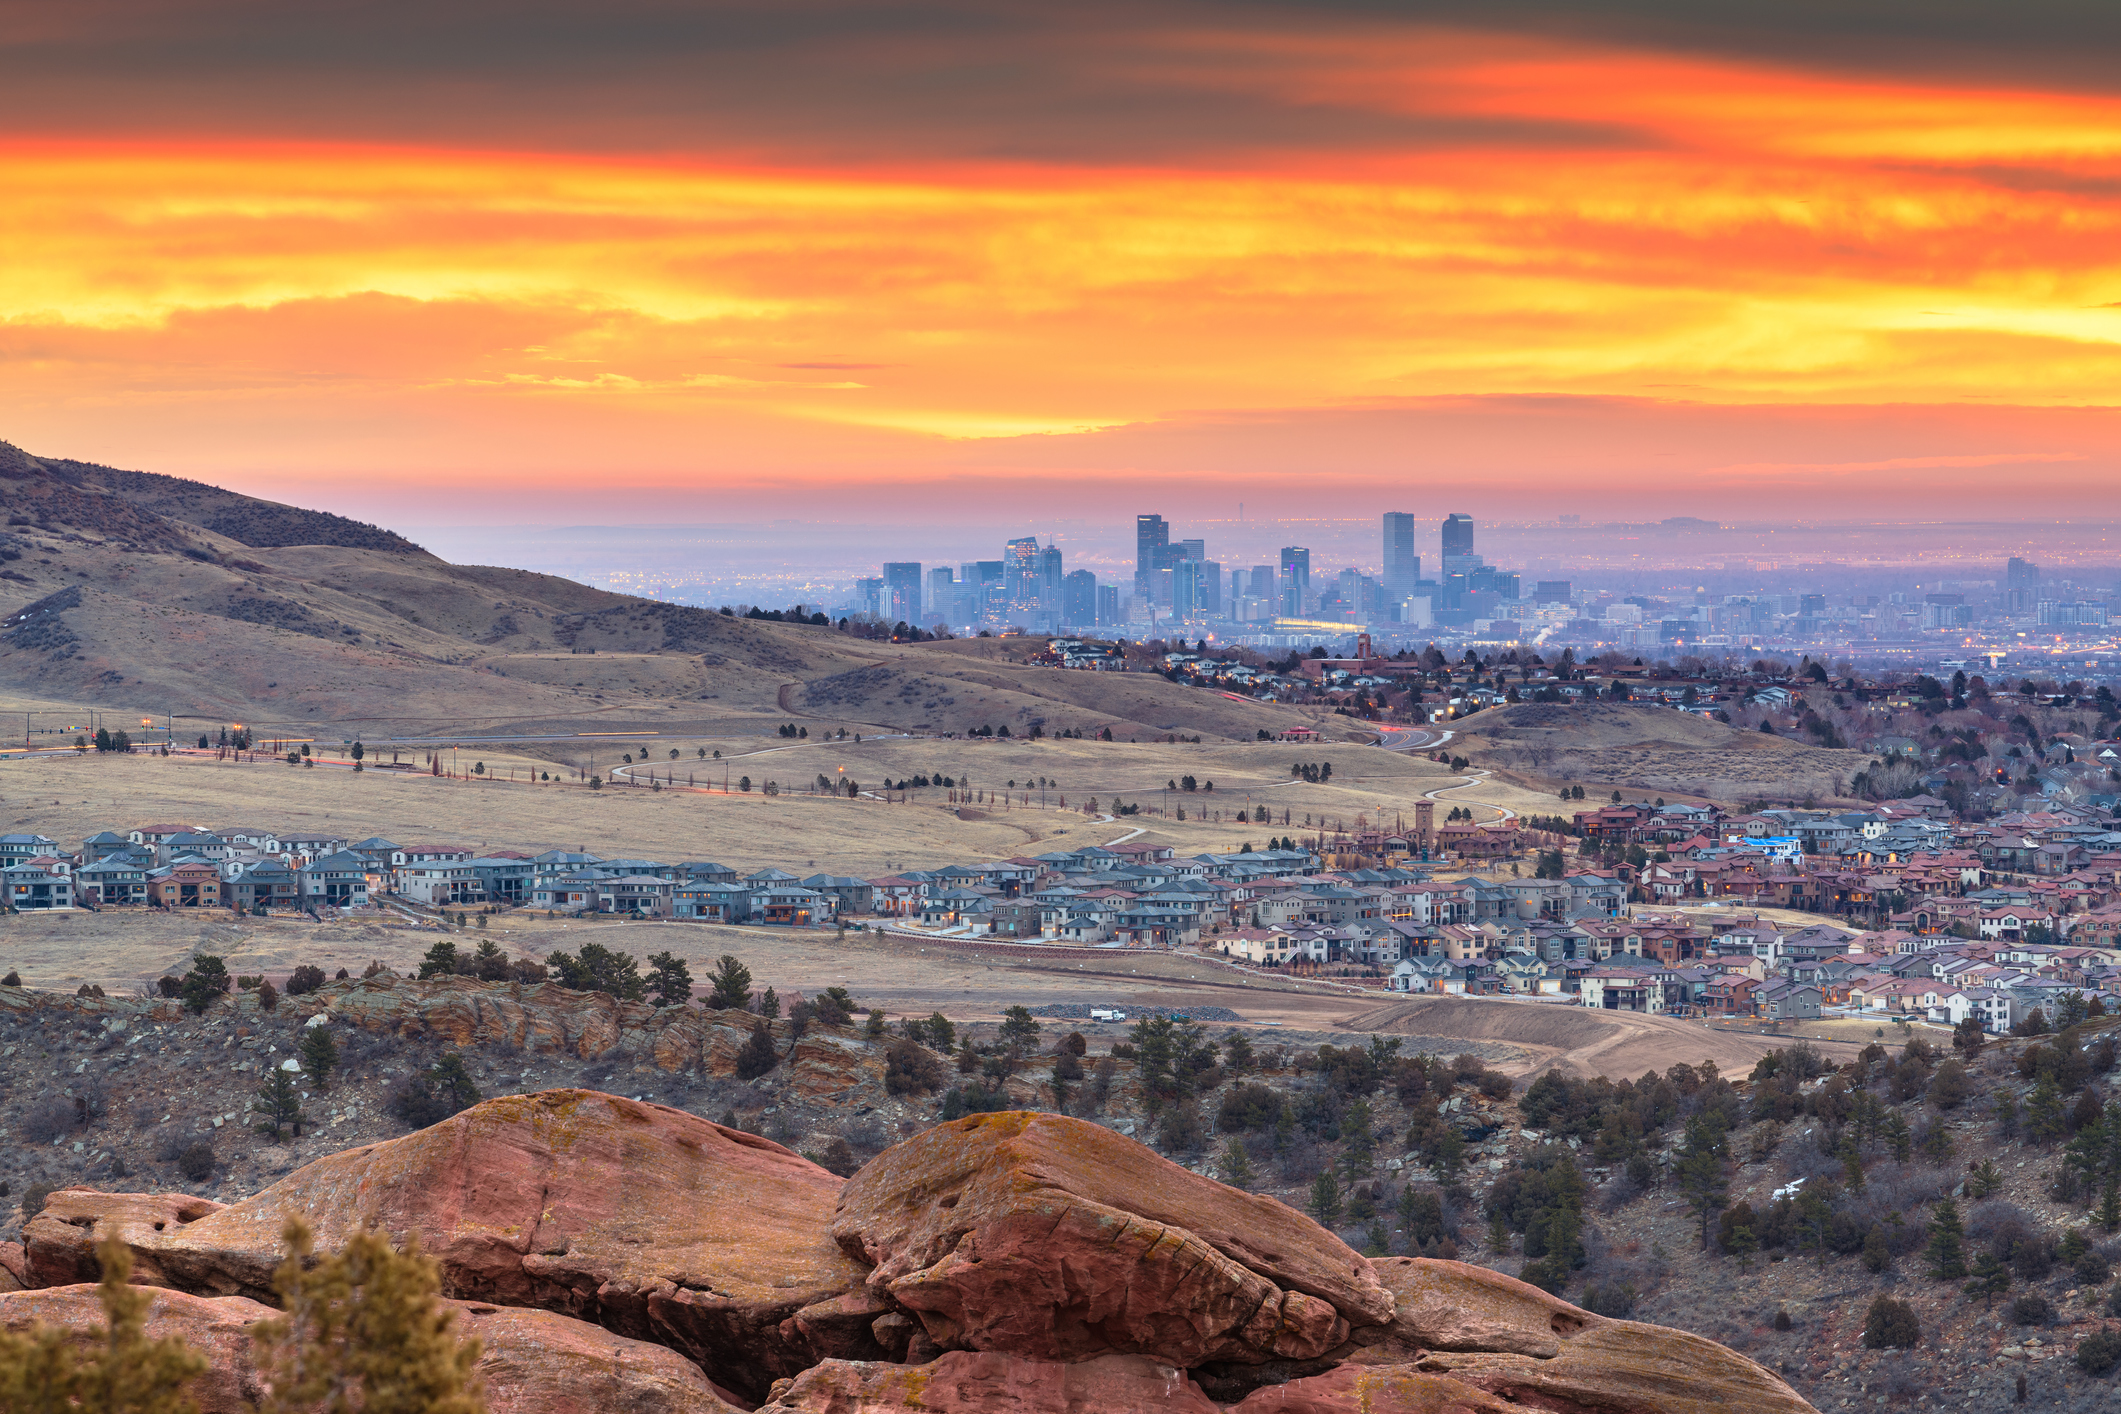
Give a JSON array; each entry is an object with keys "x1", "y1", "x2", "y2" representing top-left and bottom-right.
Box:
[
  {"x1": 1224, "y1": 1365, "x2": 1520, "y2": 1414},
  {"x1": 0, "y1": 1241, "x2": 26, "y2": 1292},
  {"x1": 831, "y1": 1112, "x2": 1391, "y2": 1367},
  {"x1": 0, "y1": 1284, "x2": 743, "y2": 1414},
  {"x1": 759, "y1": 1351, "x2": 1221, "y2": 1413},
  {"x1": 27, "y1": 1091, "x2": 871, "y2": 1401},
  {"x1": 25, "y1": 1191, "x2": 225, "y2": 1290},
  {"x1": 1347, "y1": 1260, "x2": 1814, "y2": 1414}
]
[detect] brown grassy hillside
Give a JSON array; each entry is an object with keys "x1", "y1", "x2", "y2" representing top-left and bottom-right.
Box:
[
  {"x1": 1456, "y1": 702, "x2": 1873, "y2": 803},
  {"x1": 0, "y1": 440, "x2": 1341, "y2": 744}
]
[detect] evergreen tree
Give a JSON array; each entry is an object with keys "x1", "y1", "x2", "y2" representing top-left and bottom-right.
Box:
[
  {"x1": 298, "y1": 1025, "x2": 339, "y2": 1091},
  {"x1": 925, "y1": 1012, "x2": 957, "y2": 1052},
  {"x1": 706, "y1": 954, "x2": 755, "y2": 1011},
  {"x1": 2027, "y1": 1076, "x2": 2068, "y2": 1144},
  {"x1": 998, "y1": 1005, "x2": 1043, "y2": 1052},
  {"x1": 545, "y1": 942, "x2": 645, "y2": 1000},
  {"x1": 1862, "y1": 1225, "x2": 1891, "y2": 1273},
  {"x1": 1310, "y1": 1170, "x2": 1343, "y2": 1229},
  {"x1": 418, "y1": 940, "x2": 460, "y2": 980},
  {"x1": 645, "y1": 951, "x2": 692, "y2": 1008},
  {"x1": 255, "y1": 1219, "x2": 483, "y2": 1414},
  {"x1": 1886, "y1": 1111, "x2": 1913, "y2": 1163},
  {"x1": 252, "y1": 1064, "x2": 307, "y2": 1140},
  {"x1": 179, "y1": 954, "x2": 231, "y2": 1014},
  {"x1": 1965, "y1": 1250, "x2": 2011, "y2": 1308},
  {"x1": 1341, "y1": 1098, "x2": 1376, "y2": 1181},
  {"x1": 1221, "y1": 1139, "x2": 1253, "y2": 1191},
  {"x1": 0, "y1": 1236, "x2": 208, "y2": 1414},
  {"x1": 2103, "y1": 1179, "x2": 2121, "y2": 1235},
  {"x1": 1840, "y1": 1138, "x2": 1866, "y2": 1192},
  {"x1": 735, "y1": 1019, "x2": 779, "y2": 1079},
  {"x1": 1674, "y1": 1114, "x2": 1729, "y2": 1250},
  {"x1": 1927, "y1": 1199, "x2": 1968, "y2": 1280}
]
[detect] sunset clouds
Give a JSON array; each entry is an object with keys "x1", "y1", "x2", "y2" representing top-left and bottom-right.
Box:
[{"x1": 4, "y1": 1, "x2": 2121, "y2": 517}]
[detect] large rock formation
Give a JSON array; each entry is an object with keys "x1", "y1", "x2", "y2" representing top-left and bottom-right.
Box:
[
  {"x1": 25, "y1": 1091, "x2": 871, "y2": 1400},
  {"x1": 0, "y1": 1284, "x2": 744, "y2": 1414},
  {"x1": 831, "y1": 1111, "x2": 1394, "y2": 1366},
  {"x1": 15, "y1": 1102, "x2": 1814, "y2": 1414}
]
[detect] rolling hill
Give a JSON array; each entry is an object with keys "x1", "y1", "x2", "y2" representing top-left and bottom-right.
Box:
[{"x1": 0, "y1": 440, "x2": 1339, "y2": 745}]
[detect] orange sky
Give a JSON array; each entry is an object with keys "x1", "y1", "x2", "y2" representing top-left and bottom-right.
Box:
[{"x1": 5, "y1": 6, "x2": 2121, "y2": 519}]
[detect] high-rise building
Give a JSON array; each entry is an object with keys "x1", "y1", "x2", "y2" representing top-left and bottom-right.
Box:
[
  {"x1": 1247, "y1": 565, "x2": 1275, "y2": 599},
  {"x1": 1096, "y1": 584, "x2": 1119, "y2": 626},
  {"x1": 1006, "y1": 536, "x2": 1041, "y2": 609},
  {"x1": 881, "y1": 563, "x2": 923, "y2": 624},
  {"x1": 928, "y1": 567, "x2": 956, "y2": 619},
  {"x1": 1173, "y1": 559, "x2": 1204, "y2": 618},
  {"x1": 1135, "y1": 514, "x2": 1169, "y2": 597},
  {"x1": 855, "y1": 576, "x2": 883, "y2": 617},
  {"x1": 1279, "y1": 546, "x2": 1310, "y2": 616},
  {"x1": 1037, "y1": 545, "x2": 1064, "y2": 609},
  {"x1": 1198, "y1": 559, "x2": 1222, "y2": 615},
  {"x1": 2007, "y1": 556, "x2": 2040, "y2": 587},
  {"x1": 1440, "y1": 513, "x2": 1476, "y2": 577},
  {"x1": 1382, "y1": 512, "x2": 1418, "y2": 600},
  {"x1": 1179, "y1": 538, "x2": 1205, "y2": 562},
  {"x1": 1062, "y1": 569, "x2": 1098, "y2": 624}
]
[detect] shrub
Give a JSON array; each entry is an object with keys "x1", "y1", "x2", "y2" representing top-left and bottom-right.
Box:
[
  {"x1": 1157, "y1": 1102, "x2": 1206, "y2": 1155},
  {"x1": 256, "y1": 979, "x2": 279, "y2": 1012},
  {"x1": 806, "y1": 1136, "x2": 860, "y2": 1178},
  {"x1": 20, "y1": 1180, "x2": 58, "y2": 1215},
  {"x1": 1578, "y1": 1281, "x2": 1636, "y2": 1319},
  {"x1": 386, "y1": 1054, "x2": 482, "y2": 1129},
  {"x1": 177, "y1": 1143, "x2": 216, "y2": 1181},
  {"x1": 884, "y1": 1038, "x2": 944, "y2": 1095},
  {"x1": 1772, "y1": 1309, "x2": 1792, "y2": 1332},
  {"x1": 1477, "y1": 1070, "x2": 1514, "y2": 1101},
  {"x1": 2010, "y1": 1293, "x2": 2055, "y2": 1326},
  {"x1": 2078, "y1": 1251, "x2": 2113, "y2": 1286},
  {"x1": 19, "y1": 1095, "x2": 77, "y2": 1145},
  {"x1": 1862, "y1": 1296, "x2": 1920, "y2": 1349},
  {"x1": 940, "y1": 1085, "x2": 1009, "y2": 1120},
  {"x1": 286, "y1": 964, "x2": 327, "y2": 995},
  {"x1": 2080, "y1": 1331, "x2": 2121, "y2": 1376}
]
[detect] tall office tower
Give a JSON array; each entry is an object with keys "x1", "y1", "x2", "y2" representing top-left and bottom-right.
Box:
[
  {"x1": 1096, "y1": 583, "x2": 1119, "y2": 626},
  {"x1": 1037, "y1": 544, "x2": 1064, "y2": 609},
  {"x1": 928, "y1": 567, "x2": 956, "y2": 617},
  {"x1": 1279, "y1": 546, "x2": 1311, "y2": 616},
  {"x1": 2006, "y1": 556, "x2": 2040, "y2": 587},
  {"x1": 1173, "y1": 559, "x2": 1203, "y2": 618},
  {"x1": 855, "y1": 576, "x2": 883, "y2": 617},
  {"x1": 1179, "y1": 537, "x2": 1205, "y2": 562},
  {"x1": 1440, "y1": 513, "x2": 1476, "y2": 575},
  {"x1": 1062, "y1": 569, "x2": 1098, "y2": 624},
  {"x1": 1382, "y1": 512, "x2": 1418, "y2": 599},
  {"x1": 1135, "y1": 514, "x2": 1169, "y2": 596},
  {"x1": 1198, "y1": 559, "x2": 1222, "y2": 615},
  {"x1": 881, "y1": 562, "x2": 923, "y2": 623},
  {"x1": 1247, "y1": 564, "x2": 1275, "y2": 599},
  {"x1": 1005, "y1": 536, "x2": 1041, "y2": 608}
]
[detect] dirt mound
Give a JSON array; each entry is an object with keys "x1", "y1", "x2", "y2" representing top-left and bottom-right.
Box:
[{"x1": 1341, "y1": 996, "x2": 1865, "y2": 1080}]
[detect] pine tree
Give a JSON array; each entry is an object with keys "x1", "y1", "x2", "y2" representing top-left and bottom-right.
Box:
[
  {"x1": 1965, "y1": 1250, "x2": 2010, "y2": 1308},
  {"x1": 2028, "y1": 1076, "x2": 2068, "y2": 1144},
  {"x1": 252, "y1": 1064, "x2": 306, "y2": 1140},
  {"x1": 706, "y1": 954, "x2": 754, "y2": 1011},
  {"x1": 1862, "y1": 1225, "x2": 1891, "y2": 1273},
  {"x1": 1221, "y1": 1139, "x2": 1253, "y2": 1190},
  {"x1": 255, "y1": 1219, "x2": 483, "y2": 1414},
  {"x1": 1674, "y1": 1115, "x2": 1729, "y2": 1250},
  {"x1": 1840, "y1": 1138, "x2": 1866, "y2": 1193},
  {"x1": 1886, "y1": 1111, "x2": 1913, "y2": 1163},
  {"x1": 2103, "y1": 1179, "x2": 2121, "y2": 1235},
  {"x1": 645, "y1": 951, "x2": 692, "y2": 1008},
  {"x1": 735, "y1": 1020, "x2": 779, "y2": 1079},
  {"x1": 1310, "y1": 1170, "x2": 1343, "y2": 1229},
  {"x1": 418, "y1": 940, "x2": 460, "y2": 980},
  {"x1": 0, "y1": 1236, "x2": 208, "y2": 1414},
  {"x1": 298, "y1": 1025, "x2": 339, "y2": 1091},
  {"x1": 1927, "y1": 1198, "x2": 1968, "y2": 1280}
]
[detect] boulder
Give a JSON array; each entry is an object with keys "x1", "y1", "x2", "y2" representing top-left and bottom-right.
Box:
[
  {"x1": 1344, "y1": 1260, "x2": 1813, "y2": 1414},
  {"x1": 759, "y1": 1351, "x2": 1221, "y2": 1413},
  {"x1": 27, "y1": 1091, "x2": 871, "y2": 1401},
  {"x1": 0, "y1": 1241, "x2": 26, "y2": 1293},
  {"x1": 0, "y1": 1284, "x2": 745, "y2": 1414},
  {"x1": 25, "y1": 1191, "x2": 226, "y2": 1289},
  {"x1": 831, "y1": 1112, "x2": 1391, "y2": 1367}
]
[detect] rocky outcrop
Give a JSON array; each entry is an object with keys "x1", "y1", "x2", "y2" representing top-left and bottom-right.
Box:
[
  {"x1": 1223, "y1": 1365, "x2": 1519, "y2": 1414},
  {"x1": 28, "y1": 1091, "x2": 871, "y2": 1401},
  {"x1": 759, "y1": 1351, "x2": 1222, "y2": 1414},
  {"x1": 831, "y1": 1112, "x2": 1393, "y2": 1367},
  {"x1": 0, "y1": 1241, "x2": 28, "y2": 1292},
  {"x1": 26, "y1": 1191, "x2": 226, "y2": 1289},
  {"x1": 0, "y1": 1284, "x2": 745, "y2": 1414}
]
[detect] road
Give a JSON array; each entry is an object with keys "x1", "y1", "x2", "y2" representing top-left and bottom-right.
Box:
[{"x1": 1374, "y1": 725, "x2": 1454, "y2": 752}]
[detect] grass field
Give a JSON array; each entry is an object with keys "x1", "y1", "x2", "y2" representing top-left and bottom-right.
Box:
[{"x1": 1, "y1": 734, "x2": 1561, "y2": 875}]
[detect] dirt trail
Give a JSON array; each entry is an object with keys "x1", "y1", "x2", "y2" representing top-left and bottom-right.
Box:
[{"x1": 1338, "y1": 995, "x2": 1867, "y2": 1080}]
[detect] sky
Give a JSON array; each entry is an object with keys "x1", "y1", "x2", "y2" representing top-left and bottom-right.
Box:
[{"x1": 6, "y1": 0, "x2": 2121, "y2": 526}]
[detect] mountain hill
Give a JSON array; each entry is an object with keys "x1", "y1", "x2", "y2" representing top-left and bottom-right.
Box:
[{"x1": 0, "y1": 441, "x2": 1332, "y2": 744}]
